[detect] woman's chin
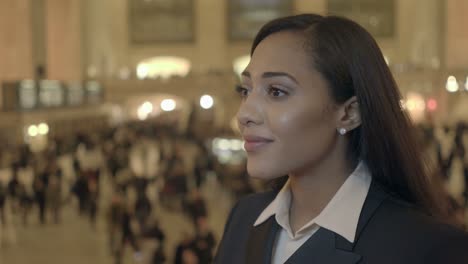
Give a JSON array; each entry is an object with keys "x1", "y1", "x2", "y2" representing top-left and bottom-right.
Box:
[{"x1": 247, "y1": 167, "x2": 283, "y2": 180}]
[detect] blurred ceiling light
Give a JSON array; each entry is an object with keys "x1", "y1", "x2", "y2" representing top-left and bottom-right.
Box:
[
  {"x1": 230, "y1": 139, "x2": 244, "y2": 151},
  {"x1": 406, "y1": 100, "x2": 416, "y2": 111},
  {"x1": 137, "y1": 109, "x2": 148, "y2": 120},
  {"x1": 136, "y1": 56, "x2": 191, "y2": 80},
  {"x1": 446, "y1": 76, "x2": 459, "y2": 92},
  {"x1": 28, "y1": 125, "x2": 38, "y2": 137},
  {"x1": 212, "y1": 138, "x2": 244, "y2": 156},
  {"x1": 141, "y1": 101, "x2": 153, "y2": 113},
  {"x1": 137, "y1": 101, "x2": 153, "y2": 120},
  {"x1": 233, "y1": 55, "x2": 250, "y2": 78},
  {"x1": 427, "y1": 98, "x2": 437, "y2": 112},
  {"x1": 38, "y1": 123, "x2": 49, "y2": 135},
  {"x1": 218, "y1": 139, "x2": 231, "y2": 150},
  {"x1": 137, "y1": 64, "x2": 149, "y2": 80},
  {"x1": 465, "y1": 76, "x2": 468, "y2": 91},
  {"x1": 160, "y1": 99, "x2": 176, "y2": 112},
  {"x1": 200, "y1": 95, "x2": 214, "y2": 109},
  {"x1": 405, "y1": 92, "x2": 425, "y2": 123}
]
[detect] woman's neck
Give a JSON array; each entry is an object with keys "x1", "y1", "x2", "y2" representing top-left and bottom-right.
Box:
[{"x1": 288, "y1": 151, "x2": 357, "y2": 234}]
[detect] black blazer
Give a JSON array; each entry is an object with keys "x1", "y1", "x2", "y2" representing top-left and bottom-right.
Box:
[{"x1": 215, "y1": 180, "x2": 468, "y2": 264}]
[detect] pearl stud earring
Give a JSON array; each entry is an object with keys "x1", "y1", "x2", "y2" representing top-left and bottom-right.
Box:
[{"x1": 338, "y1": 128, "x2": 347, "y2": 135}]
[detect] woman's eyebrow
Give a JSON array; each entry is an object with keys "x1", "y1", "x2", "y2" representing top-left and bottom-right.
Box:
[
  {"x1": 262, "y1": 72, "x2": 299, "y2": 84},
  {"x1": 241, "y1": 71, "x2": 251, "y2": 78},
  {"x1": 241, "y1": 70, "x2": 299, "y2": 84}
]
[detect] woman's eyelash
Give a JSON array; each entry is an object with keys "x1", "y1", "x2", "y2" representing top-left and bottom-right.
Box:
[
  {"x1": 235, "y1": 85, "x2": 249, "y2": 97},
  {"x1": 234, "y1": 85, "x2": 288, "y2": 98},
  {"x1": 268, "y1": 86, "x2": 288, "y2": 97}
]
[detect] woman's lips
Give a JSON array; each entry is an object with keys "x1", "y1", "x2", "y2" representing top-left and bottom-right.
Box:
[{"x1": 243, "y1": 135, "x2": 273, "y2": 152}]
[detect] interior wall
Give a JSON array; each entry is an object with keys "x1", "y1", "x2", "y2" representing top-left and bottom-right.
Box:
[
  {"x1": 0, "y1": 0, "x2": 461, "y2": 83},
  {"x1": 445, "y1": 0, "x2": 468, "y2": 69},
  {"x1": 46, "y1": 0, "x2": 82, "y2": 81},
  {"x1": 31, "y1": 0, "x2": 47, "y2": 77},
  {"x1": 0, "y1": 0, "x2": 34, "y2": 81},
  {"x1": 81, "y1": 0, "x2": 458, "y2": 78}
]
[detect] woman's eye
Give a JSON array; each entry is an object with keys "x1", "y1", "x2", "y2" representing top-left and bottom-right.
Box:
[
  {"x1": 235, "y1": 85, "x2": 249, "y2": 98},
  {"x1": 268, "y1": 87, "x2": 287, "y2": 97}
]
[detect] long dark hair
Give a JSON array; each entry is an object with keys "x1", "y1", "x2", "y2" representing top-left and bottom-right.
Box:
[{"x1": 252, "y1": 14, "x2": 451, "y2": 221}]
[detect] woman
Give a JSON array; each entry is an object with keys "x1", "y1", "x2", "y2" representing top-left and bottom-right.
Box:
[{"x1": 215, "y1": 14, "x2": 468, "y2": 264}]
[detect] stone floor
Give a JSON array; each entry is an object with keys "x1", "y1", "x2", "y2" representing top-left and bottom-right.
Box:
[{"x1": 0, "y1": 176, "x2": 235, "y2": 264}]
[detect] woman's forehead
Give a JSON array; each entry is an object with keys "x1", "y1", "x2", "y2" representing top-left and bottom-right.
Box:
[
  {"x1": 248, "y1": 32, "x2": 311, "y2": 72},
  {"x1": 245, "y1": 36, "x2": 318, "y2": 85}
]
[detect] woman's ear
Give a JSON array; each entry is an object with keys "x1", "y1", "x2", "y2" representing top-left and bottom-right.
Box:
[{"x1": 336, "y1": 96, "x2": 361, "y2": 134}]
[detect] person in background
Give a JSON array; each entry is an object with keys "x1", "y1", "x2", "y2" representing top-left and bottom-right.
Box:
[
  {"x1": 183, "y1": 189, "x2": 207, "y2": 227},
  {"x1": 0, "y1": 181, "x2": 6, "y2": 225},
  {"x1": 33, "y1": 167, "x2": 48, "y2": 224},
  {"x1": 192, "y1": 216, "x2": 215, "y2": 264},
  {"x1": 436, "y1": 125, "x2": 455, "y2": 180},
  {"x1": 17, "y1": 163, "x2": 35, "y2": 226},
  {"x1": 142, "y1": 218, "x2": 166, "y2": 264},
  {"x1": 174, "y1": 231, "x2": 196, "y2": 264},
  {"x1": 71, "y1": 160, "x2": 89, "y2": 216},
  {"x1": 181, "y1": 249, "x2": 199, "y2": 264},
  {"x1": 88, "y1": 177, "x2": 99, "y2": 229},
  {"x1": 46, "y1": 159, "x2": 63, "y2": 224},
  {"x1": 7, "y1": 166, "x2": 20, "y2": 214},
  {"x1": 107, "y1": 189, "x2": 125, "y2": 257},
  {"x1": 134, "y1": 190, "x2": 152, "y2": 231},
  {"x1": 114, "y1": 203, "x2": 140, "y2": 264}
]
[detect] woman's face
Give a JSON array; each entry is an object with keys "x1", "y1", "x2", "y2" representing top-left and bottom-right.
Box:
[{"x1": 237, "y1": 31, "x2": 340, "y2": 180}]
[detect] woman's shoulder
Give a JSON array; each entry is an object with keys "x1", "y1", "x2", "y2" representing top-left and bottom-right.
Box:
[
  {"x1": 214, "y1": 190, "x2": 278, "y2": 263},
  {"x1": 218, "y1": 190, "x2": 277, "y2": 234},
  {"x1": 377, "y1": 194, "x2": 467, "y2": 237},
  {"x1": 230, "y1": 190, "x2": 277, "y2": 220},
  {"x1": 357, "y1": 193, "x2": 468, "y2": 263},
  {"x1": 368, "y1": 181, "x2": 466, "y2": 237}
]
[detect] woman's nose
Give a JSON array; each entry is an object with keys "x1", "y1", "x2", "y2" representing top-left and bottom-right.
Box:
[{"x1": 236, "y1": 95, "x2": 263, "y2": 128}]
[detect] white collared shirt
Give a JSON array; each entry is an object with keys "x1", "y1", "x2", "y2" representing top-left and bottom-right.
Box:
[{"x1": 253, "y1": 162, "x2": 372, "y2": 264}]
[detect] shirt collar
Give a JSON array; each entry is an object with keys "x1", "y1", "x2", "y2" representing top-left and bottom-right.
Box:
[
  {"x1": 254, "y1": 179, "x2": 293, "y2": 236},
  {"x1": 253, "y1": 161, "x2": 372, "y2": 243}
]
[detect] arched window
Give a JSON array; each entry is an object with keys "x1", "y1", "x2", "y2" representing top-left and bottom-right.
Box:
[{"x1": 136, "y1": 56, "x2": 191, "y2": 80}]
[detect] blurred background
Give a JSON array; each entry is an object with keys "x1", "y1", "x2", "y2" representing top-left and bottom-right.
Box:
[{"x1": 0, "y1": 0, "x2": 467, "y2": 263}]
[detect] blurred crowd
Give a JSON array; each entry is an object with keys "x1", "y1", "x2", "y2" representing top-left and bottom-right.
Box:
[
  {"x1": 419, "y1": 121, "x2": 468, "y2": 227},
  {"x1": 0, "y1": 119, "x2": 467, "y2": 263},
  {"x1": 0, "y1": 120, "x2": 252, "y2": 264}
]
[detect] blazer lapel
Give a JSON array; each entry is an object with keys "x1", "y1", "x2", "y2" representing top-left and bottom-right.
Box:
[
  {"x1": 285, "y1": 180, "x2": 389, "y2": 264},
  {"x1": 354, "y1": 179, "x2": 389, "y2": 239},
  {"x1": 245, "y1": 216, "x2": 280, "y2": 264},
  {"x1": 285, "y1": 228, "x2": 362, "y2": 264}
]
